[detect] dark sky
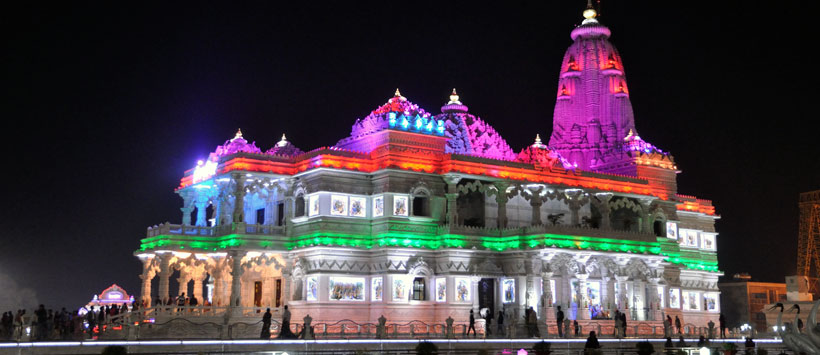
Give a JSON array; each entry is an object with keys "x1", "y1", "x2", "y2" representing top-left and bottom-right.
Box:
[{"x1": 2, "y1": 1, "x2": 818, "y2": 309}]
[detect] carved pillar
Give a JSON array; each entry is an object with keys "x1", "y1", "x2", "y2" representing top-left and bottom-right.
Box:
[
  {"x1": 564, "y1": 189, "x2": 588, "y2": 226},
  {"x1": 530, "y1": 199, "x2": 543, "y2": 226},
  {"x1": 615, "y1": 275, "x2": 630, "y2": 320},
  {"x1": 471, "y1": 276, "x2": 480, "y2": 312},
  {"x1": 157, "y1": 253, "x2": 173, "y2": 304},
  {"x1": 264, "y1": 192, "x2": 276, "y2": 226},
  {"x1": 444, "y1": 174, "x2": 462, "y2": 225},
  {"x1": 494, "y1": 181, "x2": 510, "y2": 228},
  {"x1": 575, "y1": 273, "x2": 589, "y2": 320},
  {"x1": 193, "y1": 271, "x2": 207, "y2": 304},
  {"x1": 229, "y1": 250, "x2": 246, "y2": 308},
  {"x1": 177, "y1": 268, "x2": 192, "y2": 298},
  {"x1": 594, "y1": 193, "x2": 613, "y2": 230},
  {"x1": 139, "y1": 257, "x2": 157, "y2": 306},
  {"x1": 541, "y1": 272, "x2": 555, "y2": 324},
  {"x1": 181, "y1": 207, "x2": 194, "y2": 226},
  {"x1": 649, "y1": 277, "x2": 663, "y2": 321},
  {"x1": 232, "y1": 174, "x2": 247, "y2": 225},
  {"x1": 195, "y1": 193, "x2": 209, "y2": 227},
  {"x1": 179, "y1": 190, "x2": 193, "y2": 226},
  {"x1": 216, "y1": 180, "x2": 233, "y2": 226},
  {"x1": 638, "y1": 199, "x2": 653, "y2": 233}
]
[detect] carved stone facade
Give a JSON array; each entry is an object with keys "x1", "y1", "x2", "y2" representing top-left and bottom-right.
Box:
[{"x1": 136, "y1": 6, "x2": 722, "y2": 330}]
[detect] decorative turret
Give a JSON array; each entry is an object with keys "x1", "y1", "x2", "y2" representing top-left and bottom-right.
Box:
[
  {"x1": 516, "y1": 134, "x2": 573, "y2": 171},
  {"x1": 265, "y1": 133, "x2": 304, "y2": 156},
  {"x1": 212, "y1": 128, "x2": 262, "y2": 157},
  {"x1": 549, "y1": 2, "x2": 636, "y2": 171},
  {"x1": 441, "y1": 88, "x2": 469, "y2": 113},
  {"x1": 435, "y1": 89, "x2": 516, "y2": 160}
]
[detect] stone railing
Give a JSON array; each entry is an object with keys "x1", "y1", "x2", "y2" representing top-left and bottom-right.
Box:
[
  {"x1": 146, "y1": 222, "x2": 285, "y2": 238},
  {"x1": 438, "y1": 223, "x2": 654, "y2": 242}
]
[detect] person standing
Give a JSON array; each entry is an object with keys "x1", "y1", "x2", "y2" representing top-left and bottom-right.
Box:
[
  {"x1": 556, "y1": 306, "x2": 565, "y2": 338},
  {"x1": 675, "y1": 315, "x2": 682, "y2": 335},
  {"x1": 260, "y1": 308, "x2": 271, "y2": 339},
  {"x1": 467, "y1": 309, "x2": 476, "y2": 337},
  {"x1": 719, "y1": 313, "x2": 727, "y2": 338},
  {"x1": 584, "y1": 331, "x2": 601, "y2": 350},
  {"x1": 620, "y1": 312, "x2": 627, "y2": 338},
  {"x1": 277, "y1": 305, "x2": 296, "y2": 339},
  {"x1": 497, "y1": 309, "x2": 504, "y2": 337}
]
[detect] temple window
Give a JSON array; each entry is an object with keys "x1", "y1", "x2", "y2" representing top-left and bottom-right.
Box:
[
  {"x1": 276, "y1": 202, "x2": 285, "y2": 225},
  {"x1": 256, "y1": 208, "x2": 265, "y2": 225},
  {"x1": 412, "y1": 278, "x2": 426, "y2": 301},
  {"x1": 412, "y1": 196, "x2": 430, "y2": 217},
  {"x1": 206, "y1": 204, "x2": 215, "y2": 226},
  {"x1": 653, "y1": 220, "x2": 664, "y2": 237},
  {"x1": 294, "y1": 196, "x2": 306, "y2": 217}
]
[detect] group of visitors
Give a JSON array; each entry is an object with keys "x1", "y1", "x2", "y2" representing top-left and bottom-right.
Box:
[
  {"x1": 152, "y1": 292, "x2": 207, "y2": 310},
  {"x1": 259, "y1": 305, "x2": 298, "y2": 339},
  {"x1": 0, "y1": 303, "x2": 138, "y2": 341},
  {"x1": 612, "y1": 309, "x2": 628, "y2": 337}
]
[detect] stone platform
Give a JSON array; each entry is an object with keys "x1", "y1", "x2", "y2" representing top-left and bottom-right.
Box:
[{"x1": 0, "y1": 338, "x2": 787, "y2": 355}]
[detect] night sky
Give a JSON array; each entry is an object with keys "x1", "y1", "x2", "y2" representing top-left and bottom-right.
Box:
[{"x1": 2, "y1": 2, "x2": 818, "y2": 310}]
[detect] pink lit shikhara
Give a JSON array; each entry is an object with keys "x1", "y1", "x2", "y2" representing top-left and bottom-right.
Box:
[{"x1": 548, "y1": 4, "x2": 670, "y2": 172}]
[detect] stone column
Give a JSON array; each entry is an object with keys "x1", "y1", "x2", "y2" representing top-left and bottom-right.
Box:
[
  {"x1": 494, "y1": 181, "x2": 510, "y2": 228},
  {"x1": 526, "y1": 186, "x2": 544, "y2": 226},
  {"x1": 615, "y1": 275, "x2": 630, "y2": 320},
  {"x1": 594, "y1": 193, "x2": 613, "y2": 230},
  {"x1": 541, "y1": 272, "x2": 556, "y2": 326},
  {"x1": 444, "y1": 174, "x2": 462, "y2": 225},
  {"x1": 576, "y1": 273, "x2": 589, "y2": 320},
  {"x1": 157, "y1": 253, "x2": 173, "y2": 304},
  {"x1": 193, "y1": 272, "x2": 207, "y2": 305},
  {"x1": 564, "y1": 189, "x2": 588, "y2": 226},
  {"x1": 229, "y1": 250, "x2": 247, "y2": 309},
  {"x1": 649, "y1": 277, "x2": 663, "y2": 321},
  {"x1": 139, "y1": 257, "x2": 157, "y2": 306},
  {"x1": 638, "y1": 198, "x2": 653, "y2": 233},
  {"x1": 264, "y1": 195, "x2": 276, "y2": 226},
  {"x1": 181, "y1": 207, "x2": 194, "y2": 226},
  {"x1": 471, "y1": 276, "x2": 480, "y2": 312},
  {"x1": 195, "y1": 200, "x2": 208, "y2": 227},
  {"x1": 179, "y1": 190, "x2": 193, "y2": 226},
  {"x1": 177, "y1": 269, "x2": 192, "y2": 298},
  {"x1": 232, "y1": 174, "x2": 247, "y2": 224}
]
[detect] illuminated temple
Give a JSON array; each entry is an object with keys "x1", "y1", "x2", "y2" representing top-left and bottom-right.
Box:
[{"x1": 136, "y1": 5, "x2": 721, "y2": 335}]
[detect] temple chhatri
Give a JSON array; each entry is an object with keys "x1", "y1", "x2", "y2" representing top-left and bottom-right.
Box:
[{"x1": 135, "y1": 4, "x2": 721, "y2": 337}]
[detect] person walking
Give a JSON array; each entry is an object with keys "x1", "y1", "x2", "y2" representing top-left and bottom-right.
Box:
[
  {"x1": 260, "y1": 308, "x2": 271, "y2": 339},
  {"x1": 556, "y1": 306, "x2": 565, "y2": 338},
  {"x1": 675, "y1": 315, "x2": 682, "y2": 335},
  {"x1": 467, "y1": 309, "x2": 476, "y2": 337}
]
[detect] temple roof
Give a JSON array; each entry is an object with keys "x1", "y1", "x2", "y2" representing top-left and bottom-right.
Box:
[
  {"x1": 436, "y1": 90, "x2": 517, "y2": 161},
  {"x1": 341, "y1": 89, "x2": 443, "y2": 144}
]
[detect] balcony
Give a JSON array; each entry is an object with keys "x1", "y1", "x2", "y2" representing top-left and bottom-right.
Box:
[{"x1": 146, "y1": 222, "x2": 285, "y2": 238}]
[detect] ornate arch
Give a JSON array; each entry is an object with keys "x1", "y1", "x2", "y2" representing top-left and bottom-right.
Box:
[
  {"x1": 407, "y1": 257, "x2": 434, "y2": 277},
  {"x1": 625, "y1": 258, "x2": 651, "y2": 280}
]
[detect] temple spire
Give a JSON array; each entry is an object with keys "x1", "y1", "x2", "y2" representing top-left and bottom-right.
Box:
[{"x1": 233, "y1": 128, "x2": 243, "y2": 140}]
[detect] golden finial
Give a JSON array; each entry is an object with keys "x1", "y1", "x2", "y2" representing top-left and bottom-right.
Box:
[
  {"x1": 234, "y1": 128, "x2": 243, "y2": 139},
  {"x1": 448, "y1": 88, "x2": 462, "y2": 105},
  {"x1": 583, "y1": 0, "x2": 597, "y2": 21},
  {"x1": 535, "y1": 134, "x2": 542, "y2": 145},
  {"x1": 394, "y1": 88, "x2": 402, "y2": 97},
  {"x1": 624, "y1": 129, "x2": 634, "y2": 141},
  {"x1": 278, "y1": 133, "x2": 288, "y2": 147}
]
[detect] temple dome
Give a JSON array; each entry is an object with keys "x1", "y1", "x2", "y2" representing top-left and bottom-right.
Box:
[
  {"x1": 266, "y1": 133, "x2": 304, "y2": 156},
  {"x1": 548, "y1": 3, "x2": 639, "y2": 171},
  {"x1": 338, "y1": 89, "x2": 442, "y2": 146},
  {"x1": 435, "y1": 90, "x2": 516, "y2": 161},
  {"x1": 516, "y1": 134, "x2": 574, "y2": 171},
  {"x1": 211, "y1": 129, "x2": 262, "y2": 157}
]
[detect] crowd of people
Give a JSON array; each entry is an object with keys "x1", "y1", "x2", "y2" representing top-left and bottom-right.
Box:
[{"x1": 0, "y1": 303, "x2": 136, "y2": 341}]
